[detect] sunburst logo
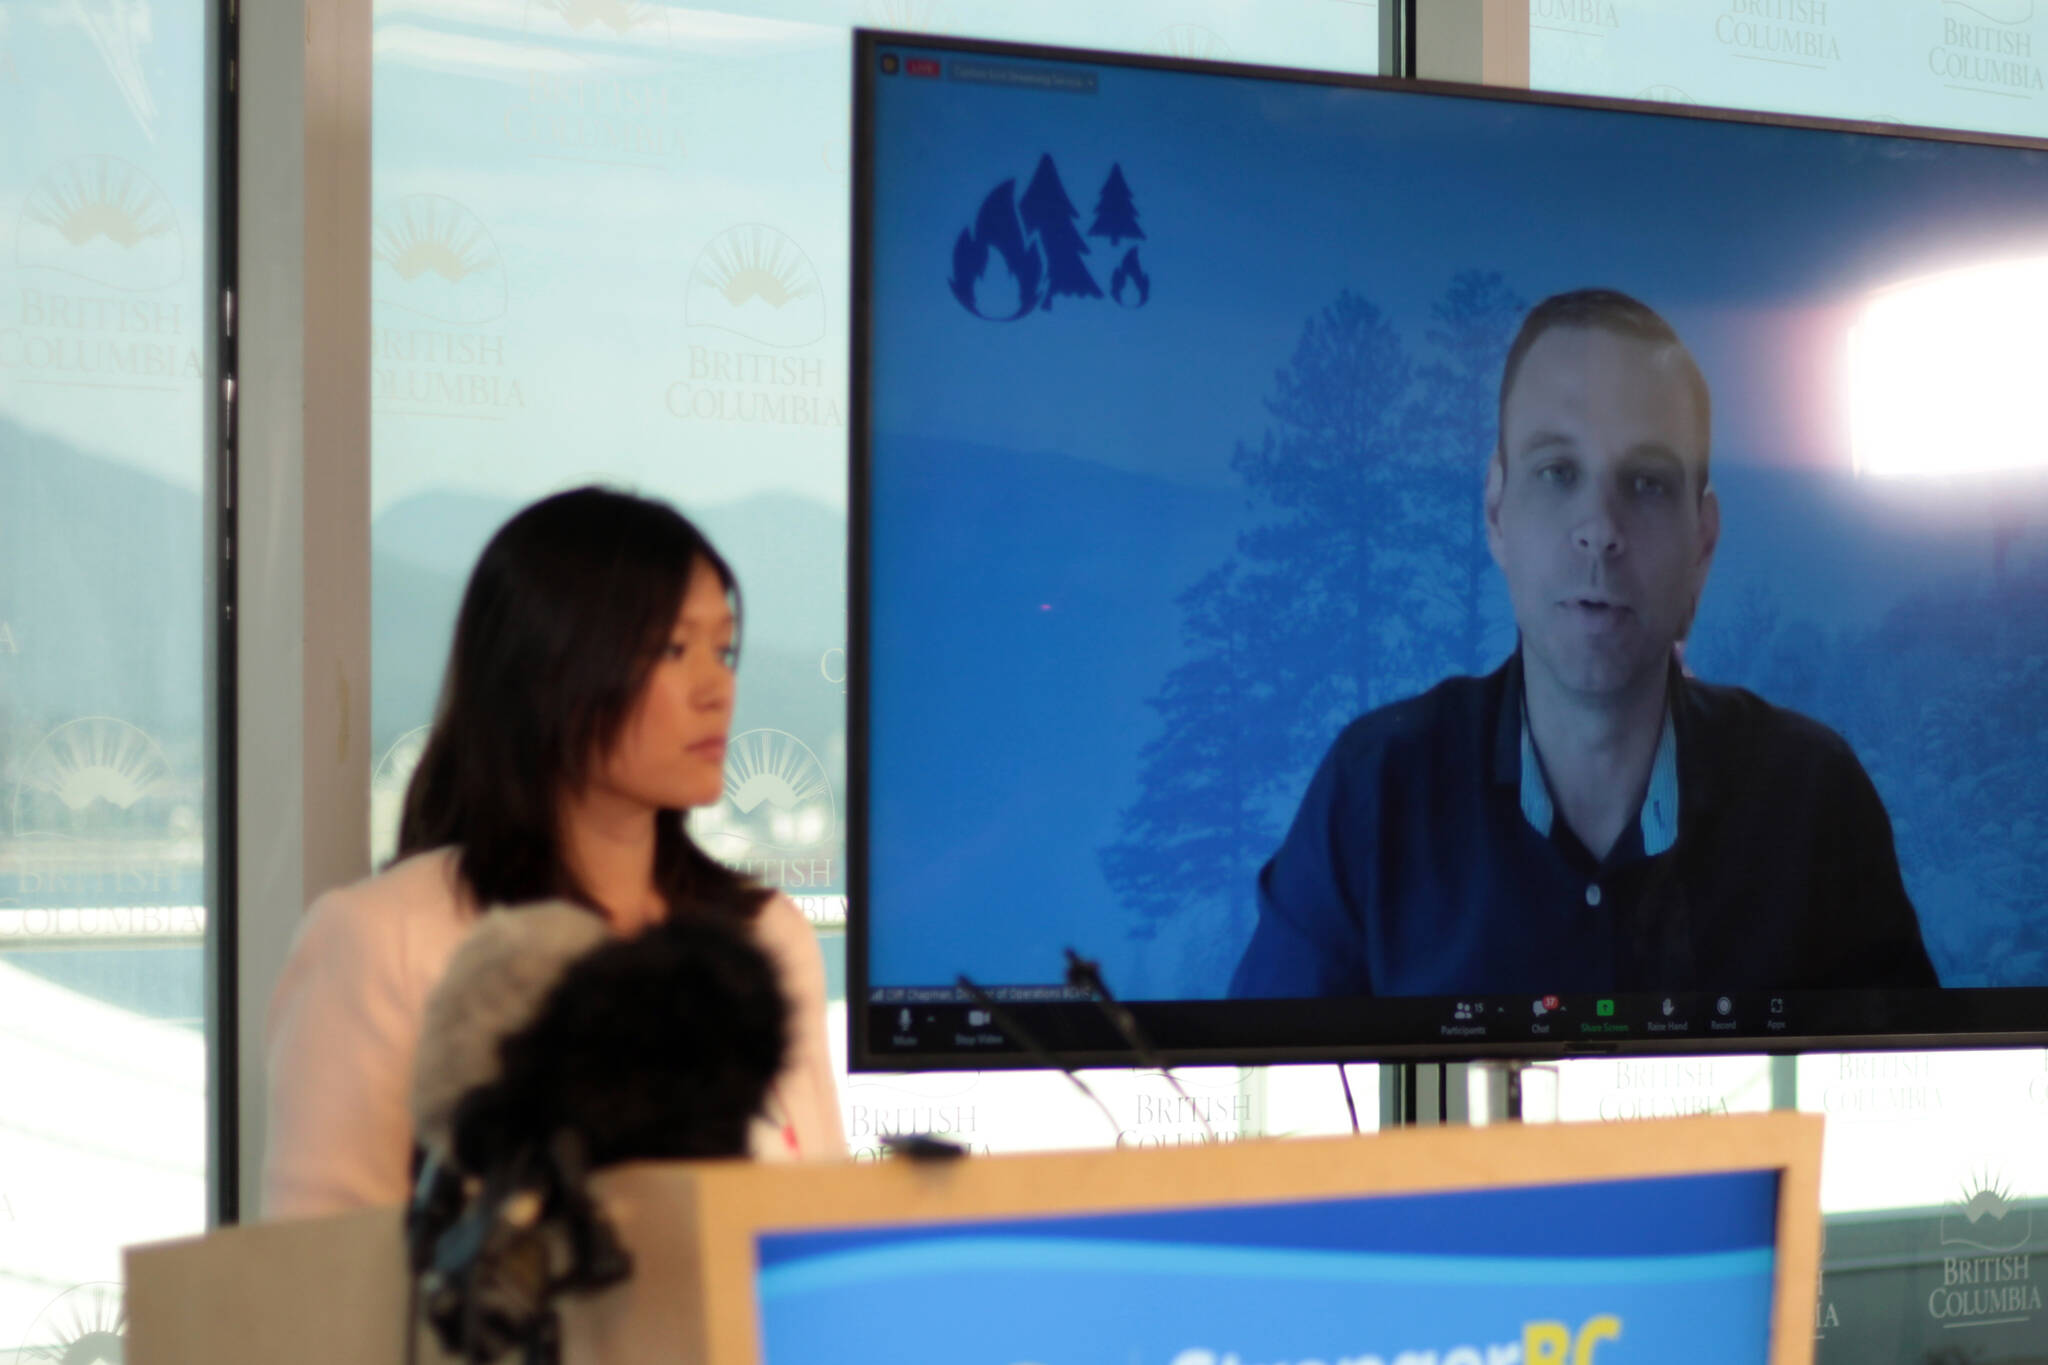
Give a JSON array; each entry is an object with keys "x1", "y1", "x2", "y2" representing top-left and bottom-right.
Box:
[
  {"x1": 372, "y1": 195, "x2": 509, "y2": 326},
  {"x1": 523, "y1": 0, "x2": 667, "y2": 40},
  {"x1": 1156, "y1": 24, "x2": 1231, "y2": 62},
  {"x1": 370, "y1": 725, "x2": 432, "y2": 867},
  {"x1": 684, "y1": 224, "x2": 826, "y2": 349},
  {"x1": 863, "y1": 0, "x2": 943, "y2": 27},
  {"x1": 1942, "y1": 1164, "x2": 2035, "y2": 1252},
  {"x1": 60, "y1": 0, "x2": 158, "y2": 136},
  {"x1": 20, "y1": 1281, "x2": 124, "y2": 1365},
  {"x1": 12, "y1": 716, "x2": 173, "y2": 839},
  {"x1": 1946, "y1": 0, "x2": 2033, "y2": 25},
  {"x1": 16, "y1": 155, "x2": 182, "y2": 291},
  {"x1": 689, "y1": 728, "x2": 838, "y2": 864}
]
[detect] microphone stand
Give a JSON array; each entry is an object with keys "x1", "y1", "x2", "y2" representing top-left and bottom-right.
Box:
[
  {"x1": 1063, "y1": 949, "x2": 1218, "y2": 1144},
  {"x1": 955, "y1": 974, "x2": 1125, "y2": 1142}
]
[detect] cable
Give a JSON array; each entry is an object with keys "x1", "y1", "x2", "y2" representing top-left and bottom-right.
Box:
[
  {"x1": 1337, "y1": 1064, "x2": 1360, "y2": 1134},
  {"x1": 404, "y1": 1263, "x2": 421, "y2": 1365},
  {"x1": 955, "y1": 974, "x2": 1123, "y2": 1140},
  {"x1": 1063, "y1": 949, "x2": 1216, "y2": 1143}
]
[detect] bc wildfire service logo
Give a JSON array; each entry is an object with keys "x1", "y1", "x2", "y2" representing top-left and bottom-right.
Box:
[{"x1": 949, "y1": 155, "x2": 1149, "y2": 321}]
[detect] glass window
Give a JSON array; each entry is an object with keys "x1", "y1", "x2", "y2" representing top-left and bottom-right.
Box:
[
  {"x1": 1530, "y1": 0, "x2": 2048, "y2": 136},
  {"x1": 367, "y1": 1, "x2": 1379, "y2": 1152},
  {"x1": 0, "y1": 0, "x2": 214, "y2": 1352},
  {"x1": 1512, "y1": 8, "x2": 2047, "y2": 1358}
]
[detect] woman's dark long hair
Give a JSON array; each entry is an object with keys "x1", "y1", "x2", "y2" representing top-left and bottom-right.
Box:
[{"x1": 396, "y1": 486, "x2": 768, "y2": 924}]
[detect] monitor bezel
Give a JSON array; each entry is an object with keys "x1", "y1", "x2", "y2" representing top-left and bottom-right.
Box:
[{"x1": 847, "y1": 26, "x2": 2048, "y2": 1072}]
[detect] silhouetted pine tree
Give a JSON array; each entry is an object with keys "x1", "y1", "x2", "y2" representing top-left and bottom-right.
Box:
[
  {"x1": 1017, "y1": 154, "x2": 1101, "y2": 309},
  {"x1": 1088, "y1": 164, "x2": 1145, "y2": 246},
  {"x1": 1407, "y1": 269, "x2": 1526, "y2": 675},
  {"x1": 1099, "y1": 561, "x2": 1278, "y2": 953},
  {"x1": 1100, "y1": 290, "x2": 1418, "y2": 955},
  {"x1": 1230, "y1": 289, "x2": 1420, "y2": 733}
]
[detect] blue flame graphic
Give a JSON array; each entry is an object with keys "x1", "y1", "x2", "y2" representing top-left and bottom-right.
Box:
[
  {"x1": 948, "y1": 180, "x2": 1044, "y2": 321},
  {"x1": 1111, "y1": 246, "x2": 1151, "y2": 308}
]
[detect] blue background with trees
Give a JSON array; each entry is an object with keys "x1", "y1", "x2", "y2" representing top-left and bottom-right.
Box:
[{"x1": 866, "y1": 49, "x2": 2048, "y2": 998}]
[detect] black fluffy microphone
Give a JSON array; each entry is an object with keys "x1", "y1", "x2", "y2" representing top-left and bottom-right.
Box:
[
  {"x1": 415, "y1": 903, "x2": 790, "y2": 1172},
  {"x1": 406, "y1": 902, "x2": 789, "y2": 1365}
]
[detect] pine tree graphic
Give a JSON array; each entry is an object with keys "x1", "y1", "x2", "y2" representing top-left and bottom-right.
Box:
[
  {"x1": 1088, "y1": 163, "x2": 1146, "y2": 246},
  {"x1": 1017, "y1": 154, "x2": 1101, "y2": 310}
]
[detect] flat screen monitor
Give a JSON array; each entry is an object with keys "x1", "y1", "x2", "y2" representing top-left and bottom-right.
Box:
[{"x1": 851, "y1": 31, "x2": 2048, "y2": 1067}]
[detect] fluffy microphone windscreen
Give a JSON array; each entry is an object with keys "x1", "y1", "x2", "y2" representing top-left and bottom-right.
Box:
[
  {"x1": 412, "y1": 901, "x2": 792, "y2": 1176},
  {"x1": 411, "y1": 901, "x2": 610, "y2": 1162}
]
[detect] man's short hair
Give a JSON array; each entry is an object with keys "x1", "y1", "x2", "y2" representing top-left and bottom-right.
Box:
[{"x1": 1495, "y1": 288, "x2": 1713, "y2": 495}]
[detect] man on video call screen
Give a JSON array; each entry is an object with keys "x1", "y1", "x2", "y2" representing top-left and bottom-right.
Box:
[{"x1": 1229, "y1": 289, "x2": 1940, "y2": 1000}]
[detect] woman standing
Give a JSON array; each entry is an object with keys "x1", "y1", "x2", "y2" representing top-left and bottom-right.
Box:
[{"x1": 263, "y1": 486, "x2": 844, "y2": 1218}]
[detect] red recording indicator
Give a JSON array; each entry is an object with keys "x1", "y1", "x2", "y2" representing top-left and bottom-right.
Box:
[{"x1": 906, "y1": 57, "x2": 941, "y2": 78}]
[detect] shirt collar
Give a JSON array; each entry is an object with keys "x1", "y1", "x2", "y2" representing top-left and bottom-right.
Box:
[{"x1": 1512, "y1": 668, "x2": 1682, "y2": 858}]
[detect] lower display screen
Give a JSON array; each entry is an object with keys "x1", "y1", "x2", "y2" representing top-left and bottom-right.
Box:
[{"x1": 756, "y1": 1170, "x2": 1781, "y2": 1365}]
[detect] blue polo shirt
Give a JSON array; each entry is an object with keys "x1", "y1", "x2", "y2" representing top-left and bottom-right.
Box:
[{"x1": 1228, "y1": 654, "x2": 1939, "y2": 998}]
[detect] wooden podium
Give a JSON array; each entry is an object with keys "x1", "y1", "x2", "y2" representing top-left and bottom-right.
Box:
[{"x1": 128, "y1": 1111, "x2": 1822, "y2": 1365}]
